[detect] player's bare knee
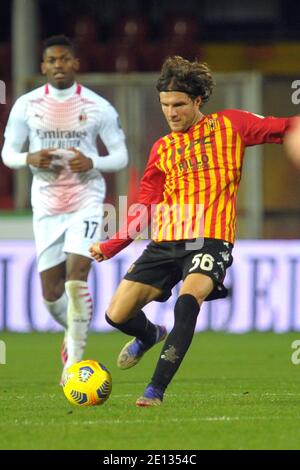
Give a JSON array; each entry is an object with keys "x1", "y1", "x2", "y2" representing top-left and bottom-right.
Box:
[
  {"x1": 105, "y1": 311, "x2": 120, "y2": 327},
  {"x1": 106, "y1": 303, "x2": 119, "y2": 322},
  {"x1": 106, "y1": 310, "x2": 127, "y2": 325},
  {"x1": 180, "y1": 275, "x2": 214, "y2": 304},
  {"x1": 193, "y1": 292, "x2": 207, "y2": 304},
  {"x1": 42, "y1": 287, "x2": 64, "y2": 302},
  {"x1": 106, "y1": 301, "x2": 132, "y2": 324},
  {"x1": 41, "y1": 280, "x2": 65, "y2": 302},
  {"x1": 66, "y1": 256, "x2": 91, "y2": 281},
  {"x1": 179, "y1": 289, "x2": 206, "y2": 305}
]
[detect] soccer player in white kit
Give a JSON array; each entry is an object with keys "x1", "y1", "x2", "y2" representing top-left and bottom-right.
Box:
[{"x1": 1, "y1": 35, "x2": 128, "y2": 381}]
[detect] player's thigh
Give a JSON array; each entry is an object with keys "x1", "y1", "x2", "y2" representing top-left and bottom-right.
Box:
[
  {"x1": 107, "y1": 279, "x2": 163, "y2": 323},
  {"x1": 34, "y1": 214, "x2": 67, "y2": 274},
  {"x1": 64, "y1": 208, "x2": 103, "y2": 267},
  {"x1": 66, "y1": 253, "x2": 92, "y2": 281},
  {"x1": 179, "y1": 273, "x2": 214, "y2": 304},
  {"x1": 40, "y1": 261, "x2": 66, "y2": 301}
]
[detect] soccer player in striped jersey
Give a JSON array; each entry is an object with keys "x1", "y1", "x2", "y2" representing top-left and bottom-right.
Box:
[
  {"x1": 89, "y1": 56, "x2": 294, "y2": 406},
  {"x1": 1, "y1": 35, "x2": 128, "y2": 382}
]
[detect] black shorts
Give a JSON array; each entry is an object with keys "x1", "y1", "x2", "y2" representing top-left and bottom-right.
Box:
[{"x1": 124, "y1": 238, "x2": 233, "y2": 302}]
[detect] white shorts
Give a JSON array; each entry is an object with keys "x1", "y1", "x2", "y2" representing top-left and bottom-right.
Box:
[{"x1": 33, "y1": 205, "x2": 103, "y2": 272}]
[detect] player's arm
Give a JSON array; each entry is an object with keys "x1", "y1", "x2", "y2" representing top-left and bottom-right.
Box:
[
  {"x1": 222, "y1": 109, "x2": 295, "y2": 145},
  {"x1": 1, "y1": 97, "x2": 56, "y2": 170},
  {"x1": 283, "y1": 116, "x2": 300, "y2": 169},
  {"x1": 88, "y1": 104, "x2": 128, "y2": 172},
  {"x1": 89, "y1": 141, "x2": 165, "y2": 262},
  {"x1": 1, "y1": 97, "x2": 30, "y2": 169}
]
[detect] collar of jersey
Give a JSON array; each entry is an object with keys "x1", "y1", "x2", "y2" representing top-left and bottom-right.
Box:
[{"x1": 46, "y1": 82, "x2": 78, "y2": 101}]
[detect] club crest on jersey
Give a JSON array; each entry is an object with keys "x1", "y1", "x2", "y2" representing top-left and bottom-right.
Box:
[
  {"x1": 79, "y1": 110, "x2": 87, "y2": 123},
  {"x1": 207, "y1": 118, "x2": 218, "y2": 131}
]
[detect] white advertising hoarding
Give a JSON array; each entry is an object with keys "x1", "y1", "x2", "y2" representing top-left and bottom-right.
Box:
[{"x1": 0, "y1": 240, "x2": 300, "y2": 332}]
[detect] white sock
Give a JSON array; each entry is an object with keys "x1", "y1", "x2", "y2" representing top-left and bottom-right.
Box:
[
  {"x1": 44, "y1": 292, "x2": 68, "y2": 329},
  {"x1": 65, "y1": 280, "x2": 93, "y2": 367}
]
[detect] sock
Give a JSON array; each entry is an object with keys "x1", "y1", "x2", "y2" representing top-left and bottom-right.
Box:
[
  {"x1": 105, "y1": 311, "x2": 157, "y2": 347},
  {"x1": 150, "y1": 294, "x2": 200, "y2": 394},
  {"x1": 65, "y1": 280, "x2": 93, "y2": 366},
  {"x1": 44, "y1": 292, "x2": 68, "y2": 328}
]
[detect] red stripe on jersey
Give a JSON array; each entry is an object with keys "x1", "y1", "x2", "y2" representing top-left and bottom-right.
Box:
[
  {"x1": 200, "y1": 121, "x2": 211, "y2": 239},
  {"x1": 189, "y1": 126, "x2": 200, "y2": 237},
  {"x1": 228, "y1": 130, "x2": 238, "y2": 242}
]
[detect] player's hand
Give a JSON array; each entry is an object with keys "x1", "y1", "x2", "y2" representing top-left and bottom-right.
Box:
[
  {"x1": 89, "y1": 243, "x2": 108, "y2": 262},
  {"x1": 284, "y1": 117, "x2": 300, "y2": 169},
  {"x1": 26, "y1": 149, "x2": 57, "y2": 169},
  {"x1": 68, "y1": 148, "x2": 93, "y2": 172}
]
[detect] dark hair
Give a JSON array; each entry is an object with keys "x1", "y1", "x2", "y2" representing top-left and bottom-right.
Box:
[
  {"x1": 42, "y1": 35, "x2": 75, "y2": 56},
  {"x1": 156, "y1": 56, "x2": 215, "y2": 105}
]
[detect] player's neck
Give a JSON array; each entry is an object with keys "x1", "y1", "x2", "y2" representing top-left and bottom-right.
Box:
[
  {"x1": 194, "y1": 111, "x2": 205, "y2": 126},
  {"x1": 186, "y1": 112, "x2": 205, "y2": 132},
  {"x1": 47, "y1": 82, "x2": 77, "y2": 101}
]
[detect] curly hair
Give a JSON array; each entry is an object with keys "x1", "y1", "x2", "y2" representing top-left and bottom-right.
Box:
[{"x1": 156, "y1": 56, "x2": 215, "y2": 105}]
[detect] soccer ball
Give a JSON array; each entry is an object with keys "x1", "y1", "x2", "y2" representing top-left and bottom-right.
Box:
[{"x1": 63, "y1": 360, "x2": 112, "y2": 406}]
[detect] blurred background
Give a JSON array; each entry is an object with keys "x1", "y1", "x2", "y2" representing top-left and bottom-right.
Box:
[
  {"x1": 0, "y1": 0, "x2": 300, "y2": 240},
  {"x1": 0, "y1": 0, "x2": 300, "y2": 332}
]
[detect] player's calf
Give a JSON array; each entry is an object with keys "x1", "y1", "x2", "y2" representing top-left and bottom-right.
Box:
[{"x1": 65, "y1": 280, "x2": 93, "y2": 368}]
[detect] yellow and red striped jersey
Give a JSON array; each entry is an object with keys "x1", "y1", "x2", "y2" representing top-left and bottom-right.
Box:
[{"x1": 101, "y1": 109, "x2": 293, "y2": 258}]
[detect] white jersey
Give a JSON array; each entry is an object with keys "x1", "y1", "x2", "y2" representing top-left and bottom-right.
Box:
[{"x1": 2, "y1": 82, "x2": 128, "y2": 216}]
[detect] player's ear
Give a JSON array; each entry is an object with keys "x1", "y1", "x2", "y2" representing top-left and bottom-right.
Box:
[
  {"x1": 73, "y1": 58, "x2": 80, "y2": 72},
  {"x1": 41, "y1": 61, "x2": 47, "y2": 76},
  {"x1": 195, "y1": 96, "x2": 202, "y2": 108}
]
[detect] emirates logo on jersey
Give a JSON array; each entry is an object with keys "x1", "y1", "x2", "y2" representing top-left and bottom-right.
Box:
[{"x1": 78, "y1": 110, "x2": 87, "y2": 123}]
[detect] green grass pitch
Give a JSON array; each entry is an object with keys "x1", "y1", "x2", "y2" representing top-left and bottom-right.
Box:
[{"x1": 0, "y1": 331, "x2": 299, "y2": 450}]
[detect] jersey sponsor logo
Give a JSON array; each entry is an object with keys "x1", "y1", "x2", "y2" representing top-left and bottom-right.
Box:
[
  {"x1": 36, "y1": 129, "x2": 88, "y2": 139},
  {"x1": 36, "y1": 128, "x2": 88, "y2": 148},
  {"x1": 177, "y1": 154, "x2": 210, "y2": 173},
  {"x1": 176, "y1": 136, "x2": 212, "y2": 155},
  {"x1": 167, "y1": 136, "x2": 212, "y2": 160}
]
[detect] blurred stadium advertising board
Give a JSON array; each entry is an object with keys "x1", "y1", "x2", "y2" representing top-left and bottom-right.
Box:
[{"x1": 0, "y1": 240, "x2": 300, "y2": 332}]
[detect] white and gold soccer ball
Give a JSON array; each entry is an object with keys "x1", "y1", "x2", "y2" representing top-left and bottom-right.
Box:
[{"x1": 63, "y1": 360, "x2": 112, "y2": 406}]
